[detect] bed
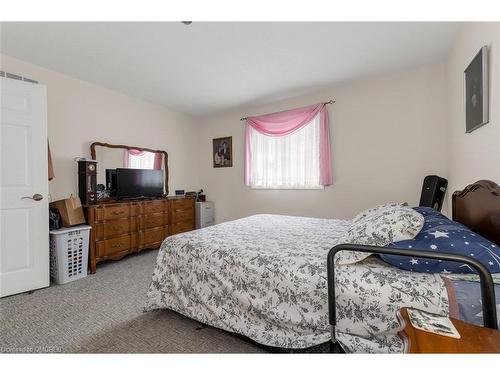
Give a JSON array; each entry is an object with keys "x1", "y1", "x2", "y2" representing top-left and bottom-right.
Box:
[{"x1": 144, "y1": 180, "x2": 500, "y2": 353}]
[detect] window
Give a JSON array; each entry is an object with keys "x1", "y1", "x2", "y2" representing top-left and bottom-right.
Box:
[
  {"x1": 248, "y1": 114, "x2": 323, "y2": 189},
  {"x1": 126, "y1": 151, "x2": 156, "y2": 169}
]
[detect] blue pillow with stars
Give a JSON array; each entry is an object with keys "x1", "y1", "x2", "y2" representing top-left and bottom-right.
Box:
[{"x1": 381, "y1": 207, "x2": 500, "y2": 274}]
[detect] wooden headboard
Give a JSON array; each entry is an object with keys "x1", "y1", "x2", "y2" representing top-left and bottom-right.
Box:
[{"x1": 452, "y1": 180, "x2": 500, "y2": 245}]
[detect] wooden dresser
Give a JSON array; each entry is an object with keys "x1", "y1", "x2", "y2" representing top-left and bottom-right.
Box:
[{"x1": 84, "y1": 196, "x2": 195, "y2": 273}]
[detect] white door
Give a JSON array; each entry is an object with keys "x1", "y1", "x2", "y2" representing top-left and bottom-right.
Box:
[{"x1": 0, "y1": 77, "x2": 49, "y2": 297}]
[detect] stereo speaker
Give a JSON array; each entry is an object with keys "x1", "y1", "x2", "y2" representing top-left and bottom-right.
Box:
[
  {"x1": 78, "y1": 160, "x2": 97, "y2": 205},
  {"x1": 419, "y1": 175, "x2": 448, "y2": 212}
]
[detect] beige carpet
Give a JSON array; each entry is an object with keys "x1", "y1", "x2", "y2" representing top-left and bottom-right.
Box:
[{"x1": 0, "y1": 250, "x2": 265, "y2": 353}]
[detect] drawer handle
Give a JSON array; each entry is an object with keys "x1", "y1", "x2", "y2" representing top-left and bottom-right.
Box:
[
  {"x1": 112, "y1": 242, "x2": 124, "y2": 249},
  {"x1": 111, "y1": 225, "x2": 124, "y2": 231},
  {"x1": 112, "y1": 210, "x2": 125, "y2": 215},
  {"x1": 204, "y1": 207, "x2": 212, "y2": 210}
]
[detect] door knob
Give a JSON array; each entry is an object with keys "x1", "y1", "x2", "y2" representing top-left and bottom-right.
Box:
[{"x1": 21, "y1": 194, "x2": 43, "y2": 201}]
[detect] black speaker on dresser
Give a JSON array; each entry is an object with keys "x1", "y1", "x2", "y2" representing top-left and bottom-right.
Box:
[
  {"x1": 419, "y1": 175, "x2": 448, "y2": 212},
  {"x1": 78, "y1": 160, "x2": 97, "y2": 205}
]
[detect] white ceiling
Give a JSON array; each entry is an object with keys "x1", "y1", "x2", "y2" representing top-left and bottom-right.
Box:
[{"x1": 0, "y1": 22, "x2": 461, "y2": 116}]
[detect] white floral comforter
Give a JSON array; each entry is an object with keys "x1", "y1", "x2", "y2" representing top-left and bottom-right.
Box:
[{"x1": 144, "y1": 214, "x2": 449, "y2": 353}]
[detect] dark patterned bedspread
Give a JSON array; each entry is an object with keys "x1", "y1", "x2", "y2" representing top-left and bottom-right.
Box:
[{"x1": 144, "y1": 214, "x2": 449, "y2": 352}]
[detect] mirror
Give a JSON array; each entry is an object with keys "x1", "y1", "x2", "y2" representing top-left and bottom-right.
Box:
[{"x1": 90, "y1": 142, "x2": 169, "y2": 198}]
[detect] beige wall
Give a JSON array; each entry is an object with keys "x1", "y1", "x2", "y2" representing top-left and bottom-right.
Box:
[
  {"x1": 198, "y1": 64, "x2": 448, "y2": 223},
  {"x1": 0, "y1": 54, "x2": 200, "y2": 201},
  {"x1": 6, "y1": 22, "x2": 498, "y2": 223},
  {"x1": 445, "y1": 23, "x2": 500, "y2": 215}
]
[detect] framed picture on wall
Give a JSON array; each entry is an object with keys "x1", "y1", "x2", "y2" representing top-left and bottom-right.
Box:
[
  {"x1": 464, "y1": 46, "x2": 489, "y2": 133},
  {"x1": 213, "y1": 136, "x2": 233, "y2": 168}
]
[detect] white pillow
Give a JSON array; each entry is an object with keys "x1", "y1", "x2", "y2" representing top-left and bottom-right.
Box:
[
  {"x1": 336, "y1": 205, "x2": 424, "y2": 265},
  {"x1": 352, "y1": 202, "x2": 408, "y2": 223}
]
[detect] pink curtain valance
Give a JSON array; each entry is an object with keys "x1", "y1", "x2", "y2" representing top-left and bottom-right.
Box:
[
  {"x1": 244, "y1": 103, "x2": 333, "y2": 186},
  {"x1": 123, "y1": 149, "x2": 145, "y2": 168}
]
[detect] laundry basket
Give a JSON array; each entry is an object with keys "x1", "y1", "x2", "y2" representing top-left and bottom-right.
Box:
[{"x1": 49, "y1": 225, "x2": 91, "y2": 284}]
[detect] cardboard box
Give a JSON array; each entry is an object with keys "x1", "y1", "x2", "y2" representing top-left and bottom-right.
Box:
[{"x1": 50, "y1": 196, "x2": 86, "y2": 227}]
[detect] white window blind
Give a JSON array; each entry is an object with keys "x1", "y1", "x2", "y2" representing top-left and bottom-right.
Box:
[{"x1": 249, "y1": 114, "x2": 323, "y2": 189}]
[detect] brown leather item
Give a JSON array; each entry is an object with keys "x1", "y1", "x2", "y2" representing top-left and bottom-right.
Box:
[
  {"x1": 441, "y1": 276, "x2": 460, "y2": 320},
  {"x1": 47, "y1": 140, "x2": 55, "y2": 181},
  {"x1": 452, "y1": 180, "x2": 500, "y2": 245}
]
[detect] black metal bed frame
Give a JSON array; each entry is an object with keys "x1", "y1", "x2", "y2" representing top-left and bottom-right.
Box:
[{"x1": 327, "y1": 244, "x2": 498, "y2": 353}]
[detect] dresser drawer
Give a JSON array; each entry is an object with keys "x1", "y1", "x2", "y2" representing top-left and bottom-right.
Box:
[
  {"x1": 143, "y1": 201, "x2": 165, "y2": 215},
  {"x1": 143, "y1": 227, "x2": 167, "y2": 246},
  {"x1": 170, "y1": 198, "x2": 193, "y2": 210},
  {"x1": 171, "y1": 220, "x2": 194, "y2": 235},
  {"x1": 200, "y1": 205, "x2": 214, "y2": 217},
  {"x1": 142, "y1": 213, "x2": 164, "y2": 229},
  {"x1": 202, "y1": 217, "x2": 214, "y2": 227},
  {"x1": 103, "y1": 218, "x2": 131, "y2": 238},
  {"x1": 96, "y1": 235, "x2": 132, "y2": 257},
  {"x1": 172, "y1": 208, "x2": 193, "y2": 223},
  {"x1": 93, "y1": 217, "x2": 139, "y2": 240},
  {"x1": 102, "y1": 205, "x2": 130, "y2": 220}
]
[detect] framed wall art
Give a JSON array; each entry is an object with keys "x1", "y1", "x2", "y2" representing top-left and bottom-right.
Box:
[
  {"x1": 464, "y1": 46, "x2": 489, "y2": 133},
  {"x1": 213, "y1": 136, "x2": 233, "y2": 168}
]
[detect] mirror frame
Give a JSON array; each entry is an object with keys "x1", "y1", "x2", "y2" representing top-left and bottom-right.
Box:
[{"x1": 90, "y1": 141, "x2": 169, "y2": 196}]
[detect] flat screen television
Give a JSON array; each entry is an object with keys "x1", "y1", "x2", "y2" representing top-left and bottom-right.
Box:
[{"x1": 116, "y1": 168, "x2": 164, "y2": 199}]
